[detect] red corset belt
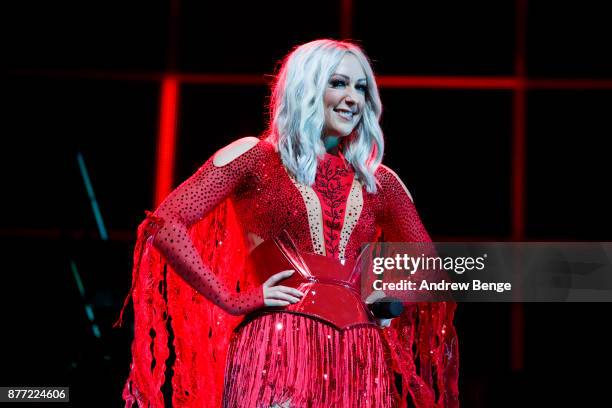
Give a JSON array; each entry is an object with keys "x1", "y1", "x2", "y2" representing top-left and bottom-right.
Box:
[{"x1": 245, "y1": 231, "x2": 377, "y2": 330}]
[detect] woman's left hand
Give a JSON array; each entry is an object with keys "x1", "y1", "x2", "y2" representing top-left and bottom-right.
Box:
[
  {"x1": 365, "y1": 290, "x2": 395, "y2": 328},
  {"x1": 376, "y1": 318, "x2": 392, "y2": 328}
]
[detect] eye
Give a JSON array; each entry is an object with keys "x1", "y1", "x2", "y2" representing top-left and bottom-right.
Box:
[
  {"x1": 356, "y1": 83, "x2": 368, "y2": 93},
  {"x1": 329, "y1": 78, "x2": 346, "y2": 88}
]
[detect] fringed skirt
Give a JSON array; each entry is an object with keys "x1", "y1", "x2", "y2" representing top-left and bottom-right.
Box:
[{"x1": 222, "y1": 312, "x2": 399, "y2": 408}]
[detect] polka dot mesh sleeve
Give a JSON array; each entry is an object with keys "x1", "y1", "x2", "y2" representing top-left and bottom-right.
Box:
[
  {"x1": 145, "y1": 141, "x2": 265, "y2": 316},
  {"x1": 376, "y1": 166, "x2": 460, "y2": 408},
  {"x1": 376, "y1": 165, "x2": 432, "y2": 243}
]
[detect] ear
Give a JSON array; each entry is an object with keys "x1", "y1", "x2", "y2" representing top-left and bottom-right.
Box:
[{"x1": 212, "y1": 136, "x2": 260, "y2": 167}]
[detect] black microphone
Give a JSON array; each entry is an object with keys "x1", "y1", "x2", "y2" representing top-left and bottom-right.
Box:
[{"x1": 368, "y1": 297, "x2": 404, "y2": 319}]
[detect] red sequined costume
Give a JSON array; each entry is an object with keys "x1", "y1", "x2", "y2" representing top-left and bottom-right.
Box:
[{"x1": 116, "y1": 137, "x2": 459, "y2": 407}]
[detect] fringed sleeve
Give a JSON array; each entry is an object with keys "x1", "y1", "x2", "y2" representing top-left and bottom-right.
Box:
[
  {"x1": 115, "y1": 138, "x2": 267, "y2": 407},
  {"x1": 376, "y1": 164, "x2": 460, "y2": 408}
]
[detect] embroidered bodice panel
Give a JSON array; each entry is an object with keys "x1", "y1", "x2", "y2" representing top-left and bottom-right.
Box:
[
  {"x1": 148, "y1": 138, "x2": 431, "y2": 315},
  {"x1": 229, "y1": 140, "x2": 431, "y2": 261}
]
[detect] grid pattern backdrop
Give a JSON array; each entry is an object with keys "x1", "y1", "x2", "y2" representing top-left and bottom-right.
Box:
[{"x1": 3, "y1": 1, "x2": 611, "y2": 406}]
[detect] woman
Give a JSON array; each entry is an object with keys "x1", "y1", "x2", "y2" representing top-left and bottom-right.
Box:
[{"x1": 117, "y1": 39, "x2": 459, "y2": 407}]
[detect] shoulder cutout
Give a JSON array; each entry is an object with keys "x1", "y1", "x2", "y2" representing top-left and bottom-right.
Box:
[
  {"x1": 212, "y1": 136, "x2": 260, "y2": 167},
  {"x1": 379, "y1": 164, "x2": 414, "y2": 202}
]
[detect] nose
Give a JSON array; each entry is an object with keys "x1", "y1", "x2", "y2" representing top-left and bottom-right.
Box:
[
  {"x1": 342, "y1": 86, "x2": 361, "y2": 107},
  {"x1": 344, "y1": 90, "x2": 357, "y2": 106}
]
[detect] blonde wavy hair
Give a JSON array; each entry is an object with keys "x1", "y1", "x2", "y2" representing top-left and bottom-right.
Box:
[{"x1": 265, "y1": 39, "x2": 384, "y2": 193}]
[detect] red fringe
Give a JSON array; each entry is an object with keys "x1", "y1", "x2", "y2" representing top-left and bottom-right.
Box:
[
  {"x1": 119, "y1": 200, "x2": 249, "y2": 407},
  {"x1": 117, "y1": 199, "x2": 459, "y2": 407},
  {"x1": 223, "y1": 313, "x2": 398, "y2": 407}
]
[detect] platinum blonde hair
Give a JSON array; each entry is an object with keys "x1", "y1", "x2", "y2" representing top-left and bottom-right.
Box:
[{"x1": 265, "y1": 39, "x2": 384, "y2": 193}]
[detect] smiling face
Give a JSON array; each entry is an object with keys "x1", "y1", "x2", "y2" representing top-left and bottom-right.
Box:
[{"x1": 323, "y1": 53, "x2": 367, "y2": 139}]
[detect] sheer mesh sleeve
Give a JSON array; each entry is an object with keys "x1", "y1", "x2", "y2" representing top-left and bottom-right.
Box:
[
  {"x1": 376, "y1": 164, "x2": 432, "y2": 243},
  {"x1": 146, "y1": 138, "x2": 264, "y2": 315}
]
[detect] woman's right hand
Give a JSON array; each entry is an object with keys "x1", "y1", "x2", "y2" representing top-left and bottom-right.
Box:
[{"x1": 262, "y1": 270, "x2": 305, "y2": 307}]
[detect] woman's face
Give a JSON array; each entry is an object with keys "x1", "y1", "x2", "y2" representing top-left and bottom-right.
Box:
[{"x1": 323, "y1": 53, "x2": 367, "y2": 138}]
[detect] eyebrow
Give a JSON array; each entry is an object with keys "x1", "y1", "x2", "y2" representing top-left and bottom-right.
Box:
[{"x1": 331, "y1": 73, "x2": 367, "y2": 82}]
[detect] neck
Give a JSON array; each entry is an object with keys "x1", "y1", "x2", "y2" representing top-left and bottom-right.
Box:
[{"x1": 323, "y1": 135, "x2": 341, "y2": 156}]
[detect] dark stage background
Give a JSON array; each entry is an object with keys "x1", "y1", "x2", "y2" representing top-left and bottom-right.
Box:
[{"x1": 2, "y1": 1, "x2": 611, "y2": 406}]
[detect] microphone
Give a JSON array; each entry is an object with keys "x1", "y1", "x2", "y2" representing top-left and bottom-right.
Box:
[{"x1": 368, "y1": 297, "x2": 404, "y2": 319}]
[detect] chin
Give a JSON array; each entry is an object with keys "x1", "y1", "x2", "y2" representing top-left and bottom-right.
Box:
[
  {"x1": 342, "y1": 127, "x2": 358, "y2": 137},
  {"x1": 330, "y1": 125, "x2": 356, "y2": 137}
]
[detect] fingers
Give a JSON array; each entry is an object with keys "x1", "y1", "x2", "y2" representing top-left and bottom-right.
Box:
[
  {"x1": 262, "y1": 278, "x2": 305, "y2": 308},
  {"x1": 267, "y1": 290, "x2": 301, "y2": 303},
  {"x1": 365, "y1": 290, "x2": 386, "y2": 305},
  {"x1": 273, "y1": 285, "x2": 305, "y2": 298},
  {"x1": 376, "y1": 318, "x2": 393, "y2": 328},
  {"x1": 263, "y1": 285, "x2": 305, "y2": 304},
  {"x1": 265, "y1": 299, "x2": 291, "y2": 307},
  {"x1": 264, "y1": 269, "x2": 295, "y2": 287}
]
